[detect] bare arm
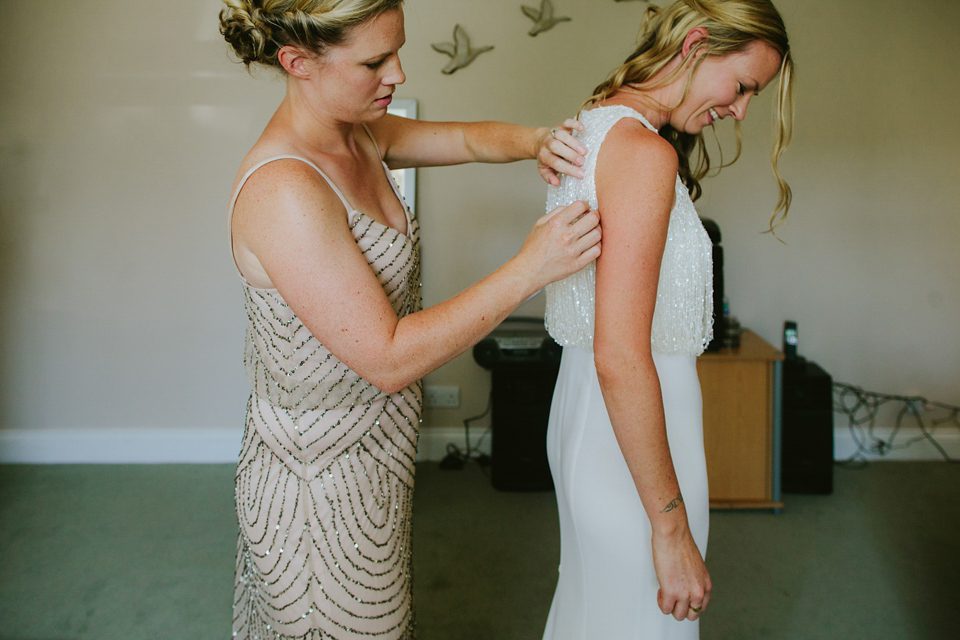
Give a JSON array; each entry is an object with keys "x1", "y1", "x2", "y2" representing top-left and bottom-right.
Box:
[
  {"x1": 232, "y1": 159, "x2": 600, "y2": 394},
  {"x1": 367, "y1": 114, "x2": 586, "y2": 185},
  {"x1": 592, "y1": 119, "x2": 711, "y2": 621}
]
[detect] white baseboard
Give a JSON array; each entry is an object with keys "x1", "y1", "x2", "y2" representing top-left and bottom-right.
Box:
[
  {"x1": 0, "y1": 425, "x2": 491, "y2": 464},
  {"x1": 2, "y1": 424, "x2": 954, "y2": 464},
  {"x1": 416, "y1": 426, "x2": 492, "y2": 462},
  {"x1": 0, "y1": 428, "x2": 244, "y2": 464},
  {"x1": 833, "y1": 426, "x2": 960, "y2": 462}
]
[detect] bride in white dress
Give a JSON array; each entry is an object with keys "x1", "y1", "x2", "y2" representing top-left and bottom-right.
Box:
[{"x1": 541, "y1": 1, "x2": 795, "y2": 637}]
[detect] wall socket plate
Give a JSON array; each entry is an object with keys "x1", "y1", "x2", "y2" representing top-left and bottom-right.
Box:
[{"x1": 424, "y1": 385, "x2": 460, "y2": 408}]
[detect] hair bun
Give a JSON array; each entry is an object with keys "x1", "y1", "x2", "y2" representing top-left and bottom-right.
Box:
[
  {"x1": 219, "y1": 1, "x2": 271, "y2": 67},
  {"x1": 219, "y1": 0, "x2": 405, "y2": 70}
]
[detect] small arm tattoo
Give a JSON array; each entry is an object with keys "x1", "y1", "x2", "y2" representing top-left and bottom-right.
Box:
[{"x1": 662, "y1": 492, "x2": 684, "y2": 513}]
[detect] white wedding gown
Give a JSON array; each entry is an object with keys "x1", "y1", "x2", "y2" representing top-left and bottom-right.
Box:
[{"x1": 542, "y1": 105, "x2": 714, "y2": 640}]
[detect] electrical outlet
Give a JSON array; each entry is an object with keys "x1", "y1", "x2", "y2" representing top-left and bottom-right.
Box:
[{"x1": 424, "y1": 385, "x2": 460, "y2": 408}]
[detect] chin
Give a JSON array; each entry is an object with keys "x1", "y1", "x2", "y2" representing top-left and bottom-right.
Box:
[{"x1": 359, "y1": 106, "x2": 389, "y2": 123}]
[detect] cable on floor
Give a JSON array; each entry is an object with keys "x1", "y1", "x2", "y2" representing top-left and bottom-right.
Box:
[
  {"x1": 833, "y1": 381, "x2": 959, "y2": 467},
  {"x1": 439, "y1": 391, "x2": 492, "y2": 470}
]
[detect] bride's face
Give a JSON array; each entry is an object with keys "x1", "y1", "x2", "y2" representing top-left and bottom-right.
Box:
[{"x1": 669, "y1": 40, "x2": 782, "y2": 134}]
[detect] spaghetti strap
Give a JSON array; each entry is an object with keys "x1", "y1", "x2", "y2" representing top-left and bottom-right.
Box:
[
  {"x1": 228, "y1": 155, "x2": 352, "y2": 219},
  {"x1": 227, "y1": 155, "x2": 355, "y2": 283},
  {"x1": 360, "y1": 123, "x2": 384, "y2": 159}
]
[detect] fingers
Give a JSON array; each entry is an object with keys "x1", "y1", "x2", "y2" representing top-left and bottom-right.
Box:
[
  {"x1": 571, "y1": 229, "x2": 601, "y2": 268},
  {"x1": 539, "y1": 200, "x2": 589, "y2": 224},
  {"x1": 538, "y1": 165, "x2": 561, "y2": 187},
  {"x1": 561, "y1": 118, "x2": 585, "y2": 134},
  {"x1": 664, "y1": 587, "x2": 710, "y2": 622},
  {"x1": 570, "y1": 211, "x2": 600, "y2": 241},
  {"x1": 565, "y1": 206, "x2": 601, "y2": 266},
  {"x1": 552, "y1": 122, "x2": 587, "y2": 157},
  {"x1": 534, "y1": 202, "x2": 600, "y2": 271},
  {"x1": 663, "y1": 595, "x2": 698, "y2": 622},
  {"x1": 657, "y1": 573, "x2": 710, "y2": 622},
  {"x1": 540, "y1": 135, "x2": 586, "y2": 179},
  {"x1": 694, "y1": 577, "x2": 712, "y2": 618},
  {"x1": 684, "y1": 593, "x2": 708, "y2": 621},
  {"x1": 538, "y1": 121, "x2": 587, "y2": 182}
]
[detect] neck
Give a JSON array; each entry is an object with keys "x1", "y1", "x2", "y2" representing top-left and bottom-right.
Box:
[
  {"x1": 273, "y1": 77, "x2": 361, "y2": 156},
  {"x1": 601, "y1": 88, "x2": 671, "y2": 130},
  {"x1": 601, "y1": 52, "x2": 691, "y2": 130}
]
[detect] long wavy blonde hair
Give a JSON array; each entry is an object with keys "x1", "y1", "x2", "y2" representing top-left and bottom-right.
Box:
[{"x1": 587, "y1": 0, "x2": 794, "y2": 230}]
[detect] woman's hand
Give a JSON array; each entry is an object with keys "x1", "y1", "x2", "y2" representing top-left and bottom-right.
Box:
[
  {"x1": 652, "y1": 527, "x2": 712, "y2": 622},
  {"x1": 513, "y1": 200, "x2": 600, "y2": 290},
  {"x1": 536, "y1": 119, "x2": 587, "y2": 186}
]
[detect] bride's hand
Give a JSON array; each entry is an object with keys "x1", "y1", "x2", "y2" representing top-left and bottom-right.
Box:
[
  {"x1": 536, "y1": 119, "x2": 587, "y2": 186},
  {"x1": 652, "y1": 528, "x2": 712, "y2": 621}
]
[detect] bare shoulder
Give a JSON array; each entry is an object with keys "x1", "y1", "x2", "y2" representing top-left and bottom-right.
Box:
[
  {"x1": 597, "y1": 117, "x2": 678, "y2": 182},
  {"x1": 230, "y1": 157, "x2": 353, "y2": 287},
  {"x1": 594, "y1": 118, "x2": 678, "y2": 226},
  {"x1": 233, "y1": 157, "x2": 347, "y2": 232}
]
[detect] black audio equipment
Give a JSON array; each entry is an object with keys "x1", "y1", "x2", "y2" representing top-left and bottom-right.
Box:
[
  {"x1": 783, "y1": 320, "x2": 798, "y2": 360},
  {"x1": 781, "y1": 358, "x2": 834, "y2": 494},
  {"x1": 473, "y1": 318, "x2": 562, "y2": 367},
  {"x1": 700, "y1": 218, "x2": 726, "y2": 352},
  {"x1": 473, "y1": 317, "x2": 559, "y2": 491}
]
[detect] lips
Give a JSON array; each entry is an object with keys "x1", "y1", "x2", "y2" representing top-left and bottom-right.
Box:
[{"x1": 376, "y1": 94, "x2": 393, "y2": 106}]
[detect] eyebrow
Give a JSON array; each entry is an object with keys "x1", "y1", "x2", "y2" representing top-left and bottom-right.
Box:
[
  {"x1": 363, "y1": 39, "x2": 405, "y2": 64},
  {"x1": 742, "y1": 77, "x2": 764, "y2": 95}
]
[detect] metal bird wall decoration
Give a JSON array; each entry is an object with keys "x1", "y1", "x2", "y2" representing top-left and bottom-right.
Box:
[
  {"x1": 522, "y1": 0, "x2": 571, "y2": 37},
  {"x1": 431, "y1": 25, "x2": 494, "y2": 75}
]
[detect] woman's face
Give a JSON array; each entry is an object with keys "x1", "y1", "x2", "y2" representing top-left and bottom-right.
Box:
[
  {"x1": 669, "y1": 40, "x2": 782, "y2": 134},
  {"x1": 306, "y1": 7, "x2": 406, "y2": 123}
]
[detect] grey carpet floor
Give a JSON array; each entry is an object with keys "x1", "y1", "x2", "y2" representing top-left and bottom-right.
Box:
[{"x1": 1, "y1": 461, "x2": 957, "y2": 640}]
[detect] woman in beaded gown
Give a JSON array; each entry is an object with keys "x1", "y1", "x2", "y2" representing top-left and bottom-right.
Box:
[
  {"x1": 220, "y1": 1, "x2": 601, "y2": 638},
  {"x1": 541, "y1": 1, "x2": 795, "y2": 638}
]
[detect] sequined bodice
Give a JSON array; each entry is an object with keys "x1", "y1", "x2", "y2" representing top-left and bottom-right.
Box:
[
  {"x1": 242, "y1": 210, "x2": 421, "y2": 412},
  {"x1": 544, "y1": 105, "x2": 713, "y2": 355},
  {"x1": 232, "y1": 156, "x2": 422, "y2": 412}
]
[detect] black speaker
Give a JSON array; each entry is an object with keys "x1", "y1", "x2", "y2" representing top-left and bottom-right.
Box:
[
  {"x1": 781, "y1": 359, "x2": 834, "y2": 494},
  {"x1": 700, "y1": 217, "x2": 726, "y2": 352},
  {"x1": 487, "y1": 362, "x2": 558, "y2": 491},
  {"x1": 474, "y1": 317, "x2": 559, "y2": 491}
]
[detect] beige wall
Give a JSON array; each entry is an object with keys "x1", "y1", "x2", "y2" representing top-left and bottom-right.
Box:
[{"x1": 0, "y1": 0, "x2": 957, "y2": 439}]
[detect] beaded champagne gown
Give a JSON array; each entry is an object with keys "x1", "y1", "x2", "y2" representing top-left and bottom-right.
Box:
[
  {"x1": 542, "y1": 105, "x2": 713, "y2": 640},
  {"x1": 227, "y1": 133, "x2": 421, "y2": 639}
]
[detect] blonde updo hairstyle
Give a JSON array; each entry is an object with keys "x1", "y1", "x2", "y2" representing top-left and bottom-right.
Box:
[
  {"x1": 220, "y1": 0, "x2": 404, "y2": 70},
  {"x1": 587, "y1": 0, "x2": 794, "y2": 230}
]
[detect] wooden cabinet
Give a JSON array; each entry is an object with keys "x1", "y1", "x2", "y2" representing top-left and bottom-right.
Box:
[{"x1": 697, "y1": 330, "x2": 783, "y2": 510}]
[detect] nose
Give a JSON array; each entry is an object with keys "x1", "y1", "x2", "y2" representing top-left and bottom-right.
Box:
[
  {"x1": 730, "y1": 94, "x2": 752, "y2": 121},
  {"x1": 386, "y1": 57, "x2": 406, "y2": 86}
]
